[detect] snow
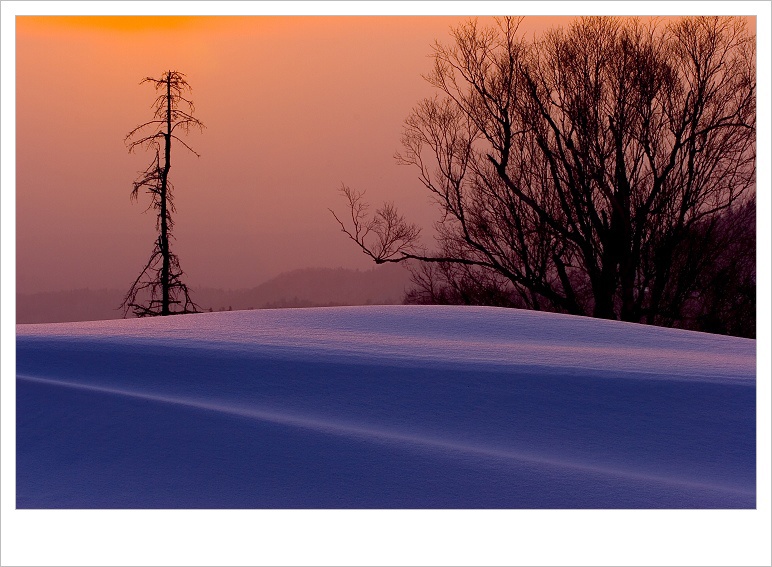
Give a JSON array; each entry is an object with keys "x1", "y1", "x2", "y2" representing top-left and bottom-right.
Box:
[{"x1": 16, "y1": 305, "x2": 755, "y2": 509}]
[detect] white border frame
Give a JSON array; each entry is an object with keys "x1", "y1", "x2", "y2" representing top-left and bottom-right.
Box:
[{"x1": 2, "y1": 2, "x2": 770, "y2": 566}]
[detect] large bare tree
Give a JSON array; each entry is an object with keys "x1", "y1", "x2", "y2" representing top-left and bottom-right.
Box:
[
  {"x1": 122, "y1": 70, "x2": 204, "y2": 317},
  {"x1": 332, "y1": 16, "x2": 756, "y2": 333}
]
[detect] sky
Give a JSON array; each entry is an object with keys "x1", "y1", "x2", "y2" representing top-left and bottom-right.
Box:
[
  {"x1": 12, "y1": 9, "x2": 763, "y2": 296},
  {"x1": 14, "y1": 14, "x2": 577, "y2": 294}
]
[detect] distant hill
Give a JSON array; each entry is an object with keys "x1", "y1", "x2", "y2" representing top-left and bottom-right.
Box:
[
  {"x1": 196, "y1": 264, "x2": 412, "y2": 312},
  {"x1": 16, "y1": 264, "x2": 414, "y2": 324}
]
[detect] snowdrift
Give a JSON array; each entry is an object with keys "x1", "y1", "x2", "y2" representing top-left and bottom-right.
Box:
[{"x1": 16, "y1": 305, "x2": 755, "y2": 508}]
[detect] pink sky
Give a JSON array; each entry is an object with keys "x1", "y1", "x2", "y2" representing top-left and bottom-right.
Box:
[
  {"x1": 15, "y1": 15, "x2": 755, "y2": 293},
  {"x1": 15, "y1": 16, "x2": 585, "y2": 293}
]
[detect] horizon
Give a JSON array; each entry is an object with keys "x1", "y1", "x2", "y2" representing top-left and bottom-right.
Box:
[{"x1": 14, "y1": 263, "x2": 415, "y2": 324}]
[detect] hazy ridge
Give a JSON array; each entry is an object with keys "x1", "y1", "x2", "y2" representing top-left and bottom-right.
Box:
[{"x1": 16, "y1": 264, "x2": 412, "y2": 324}]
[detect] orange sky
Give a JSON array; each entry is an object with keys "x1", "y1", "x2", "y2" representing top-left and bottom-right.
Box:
[{"x1": 15, "y1": 15, "x2": 756, "y2": 293}]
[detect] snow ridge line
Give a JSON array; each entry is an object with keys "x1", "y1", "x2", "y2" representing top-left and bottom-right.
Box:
[
  {"x1": 17, "y1": 334, "x2": 756, "y2": 385},
  {"x1": 17, "y1": 373, "x2": 754, "y2": 498}
]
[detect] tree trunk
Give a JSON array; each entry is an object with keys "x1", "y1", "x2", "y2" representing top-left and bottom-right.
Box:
[{"x1": 161, "y1": 72, "x2": 172, "y2": 316}]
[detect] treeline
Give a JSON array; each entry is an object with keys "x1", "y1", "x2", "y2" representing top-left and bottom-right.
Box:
[
  {"x1": 333, "y1": 16, "x2": 756, "y2": 339},
  {"x1": 404, "y1": 198, "x2": 755, "y2": 338}
]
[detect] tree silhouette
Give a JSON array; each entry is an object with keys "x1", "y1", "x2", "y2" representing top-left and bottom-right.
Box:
[
  {"x1": 333, "y1": 16, "x2": 755, "y2": 334},
  {"x1": 121, "y1": 70, "x2": 204, "y2": 317}
]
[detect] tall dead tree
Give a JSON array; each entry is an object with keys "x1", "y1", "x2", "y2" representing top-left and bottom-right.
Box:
[{"x1": 122, "y1": 70, "x2": 204, "y2": 317}]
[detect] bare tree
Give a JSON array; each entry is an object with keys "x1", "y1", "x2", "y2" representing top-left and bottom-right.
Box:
[
  {"x1": 332, "y1": 16, "x2": 755, "y2": 333},
  {"x1": 121, "y1": 71, "x2": 205, "y2": 317}
]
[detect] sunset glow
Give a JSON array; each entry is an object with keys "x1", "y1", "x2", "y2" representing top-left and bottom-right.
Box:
[{"x1": 23, "y1": 16, "x2": 214, "y2": 32}]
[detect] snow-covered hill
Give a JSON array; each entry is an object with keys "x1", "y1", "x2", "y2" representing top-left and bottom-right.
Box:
[{"x1": 16, "y1": 305, "x2": 755, "y2": 508}]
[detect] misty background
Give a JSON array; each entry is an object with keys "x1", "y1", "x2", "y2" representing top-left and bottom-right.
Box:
[
  {"x1": 16, "y1": 265, "x2": 412, "y2": 323},
  {"x1": 15, "y1": 16, "x2": 579, "y2": 323}
]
